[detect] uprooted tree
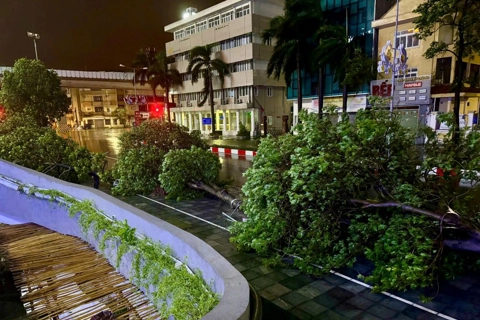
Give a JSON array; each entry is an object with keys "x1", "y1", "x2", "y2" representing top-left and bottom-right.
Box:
[
  {"x1": 0, "y1": 115, "x2": 105, "y2": 182},
  {"x1": 231, "y1": 105, "x2": 480, "y2": 292},
  {"x1": 111, "y1": 120, "x2": 240, "y2": 207}
]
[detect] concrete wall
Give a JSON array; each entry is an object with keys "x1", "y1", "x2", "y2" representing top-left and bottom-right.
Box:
[{"x1": 0, "y1": 160, "x2": 249, "y2": 320}]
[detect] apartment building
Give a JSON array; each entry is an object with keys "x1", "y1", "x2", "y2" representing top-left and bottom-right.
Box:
[
  {"x1": 164, "y1": 0, "x2": 288, "y2": 137},
  {"x1": 373, "y1": 0, "x2": 480, "y2": 132}
]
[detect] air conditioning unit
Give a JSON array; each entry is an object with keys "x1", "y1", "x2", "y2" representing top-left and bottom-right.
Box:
[
  {"x1": 237, "y1": 99, "x2": 243, "y2": 104},
  {"x1": 223, "y1": 100, "x2": 229, "y2": 104}
]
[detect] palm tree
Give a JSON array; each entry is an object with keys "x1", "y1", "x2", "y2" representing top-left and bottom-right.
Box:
[
  {"x1": 132, "y1": 48, "x2": 162, "y2": 102},
  {"x1": 187, "y1": 45, "x2": 230, "y2": 133},
  {"x1": 261, "y1": 0, "x2": 323, "y2": 113},
  {"x1": 132, "y1": 48, "x2": 183, "y2": 122},
  {"x1": 314, "y1": 25, "x2": 375, "y2": 113},
  {"x1": 152, "y1": 50, "x2": 183, "y2": 122}
]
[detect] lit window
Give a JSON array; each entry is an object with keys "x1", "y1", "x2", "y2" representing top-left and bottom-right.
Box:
[
  {"x1": 208, "y1": 16, "x2": 220, "y2": 28},
  {"x1": 396, "y1": 30, "x2": 419, "y2": 49},
  {"x1": 235, "y1": 4, "x2": 250, "y2": 18},
  {"x1": 221, "y1": 11, "x2": 234, "y2": 24},
  {"x1": 185, "y1": 25, "x2": 195, "y2": 36},
  {"x1": 196, "y1": 20, "x2": 207, "y2": 33}
]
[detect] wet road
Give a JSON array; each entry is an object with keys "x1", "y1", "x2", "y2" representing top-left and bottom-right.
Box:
[{"x1": 63, "y1": 128, "x2": 252, "y2": 187}]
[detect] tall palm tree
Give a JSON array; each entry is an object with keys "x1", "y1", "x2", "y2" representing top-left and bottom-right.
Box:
[
  {"x1": 152, "y1": 50, "x2": 183, "y2": 122},
  {"x1": 314, "y1": 25, "x2": 375, "y2": 113},
  {"x1": 132, "y1": 47, "x2": 162, "y2": 102},
  {"x1": 187, "y1": 45, "x2": 230, "y2": 133},
  {"x1": 261, "y1": 0, "x2": 323, "y2": 113}
]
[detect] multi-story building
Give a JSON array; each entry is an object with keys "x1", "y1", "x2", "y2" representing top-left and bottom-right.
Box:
[
  {"x1": 164, "y1": 0, "x2": 289, "y2": 137},
  {"x1": 373, "y1": 0, "x2": 480, "y2": 132},
  {"x1": 288, "y1": 0, "x2": 395, "y2": 125}
]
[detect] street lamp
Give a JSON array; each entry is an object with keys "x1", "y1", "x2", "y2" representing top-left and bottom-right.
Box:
[
  {"x1": 27, "y1": 32, "x2": 40, "y2": 60},
  {"x1": 119, "y1": 64, "x2": 148, "y2": 106}
]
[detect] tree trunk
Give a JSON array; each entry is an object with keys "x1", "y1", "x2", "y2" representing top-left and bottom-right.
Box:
[
  {"x1": 296, "y1": 45, "x2": 303, "y2": 114},
  {"x1": 188, "y1": 180, "x2": 246, "y2": 220},
  {"x1": 166, "y1": 84, "x2": 171, "y2": 123},
  {"x1": 453, "y1": 5, "x2": 467, "y2": 142},
  {"x1": 318, "y1": 68, "x2": 324, "y2": 119},
  {"x1": 342, "y1": 84, "x2": 348, "y2": 114},
  {"x1": 209, "y1": 75, "x2": 216, "y2": 134}
]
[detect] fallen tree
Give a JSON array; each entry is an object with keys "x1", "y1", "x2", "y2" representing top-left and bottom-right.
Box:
[{"x1": 231, "y1": 106, "x2": 480, "y2": 292}]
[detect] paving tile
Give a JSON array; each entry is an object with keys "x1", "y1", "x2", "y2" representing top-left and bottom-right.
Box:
[
  {"x1": 259, "y1": 283, "x2": 292, "y2": 299},
  {"x1": 289, "y1": 307, "x2": 314, "y2": 320},
  {"x1": 367, "y1": 304, "x2": 398, "y2": 319},
  {"x1": 380, "y1": 297, "x2": 410, "y2": 312},
  {"x1": 227, "y1": 254, "x2": 252, "y2": 264},
  {"x1": 335, "y1": 302, "x2": 364, "y2": 318},
  {"x1": 347, "y1": 296, "x2": 377, "y2": 310},
  {"x1": 272, "y1": 297, "x2": 294, "y2": 311},
  {"x1": 251, "y1": 265, "x2": 275, "y2": 276},
  {"x1": 358, "y1": 291, "x2": 385, "y2": 302},
  {"x1": 324, "y1": 274, "x2": 348, "y2": 286},
  {"x1": 390, "y1": 314, "x2": 415, "y2": 320},
  {"x1": 281, "y1": 291, "x2": 310, "y2": 307},
  {"x1": 281, "y1": 269, "x2": 301, "y2": 277},
  {"x1": 250, "y1": 276, "x2": 277, "y2": 291},
  {"x1": 296, "y1": 301, "x2": 327, "y2": 316},
  {"x1": 447, "y1": 279, "x2": 473, "y2": 291},
  {"x1": 339, "y1": 282, "x2": 368, "y2": 294},
  {"x1": 307, "y1": 280, "x2": 336, "y2": 295},
  {"x1": 452, "y1": 299, "x2": 480, "y2": 314},
  {"x1": 241, "y1": 258, "x2": 263, "y2": 269},
  {"x1": 440, "y1": 307, "x2": 478, "y2": 320},
  {"x1": 233, "y1": 263, "x2": 247, "y2": 272},
  {"x1": 267, "y1": 271, "x2": 291, "y2": 282},
  {"x1": 352, "y1": 313, "x2": 383, "y2": 320},
  {"x1": 313, "y1": 292, "x2": 342, "y2": 309},
  {"x1": 326, "y1": 287, "x2": 356, "y2": 301},
  {"x1": 296, "y1": 285, "x2": 323, "y2": 299},
  {"x1": 314, "y1": 310, "x2": 348, "y2": 320},
  {"x1": 241, "y1": 269, "x2": 261, "y2": 281}
]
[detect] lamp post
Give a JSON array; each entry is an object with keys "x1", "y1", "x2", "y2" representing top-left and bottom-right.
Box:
[
  {"x1": 119, "y1": 64, "x2": 148, "y2": 106},
  {"x1": 27, "y1": 32, "x2": 40, "y2": 60}
]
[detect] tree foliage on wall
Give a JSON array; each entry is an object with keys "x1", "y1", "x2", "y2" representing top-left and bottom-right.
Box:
[
  {"x1": 0, "y1": 58, "x2": 70, "y2": 127},
  {"x1": 231, "y1": 105, "x2": 480, "y2": 292}
]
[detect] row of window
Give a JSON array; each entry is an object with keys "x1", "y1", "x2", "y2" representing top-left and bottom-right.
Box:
[
  {"x1": 174, "y1": 4, "x2": 250, "y2": 40},
  {"x1": 180, "y1": 60, "x2": 254, "y2": 82},
  {"x1": 177, "y1": 86, "x2": 274, "y2": 103},
  {"x1": 396, "y1": 30, "x2": 419, "y2": 49}
]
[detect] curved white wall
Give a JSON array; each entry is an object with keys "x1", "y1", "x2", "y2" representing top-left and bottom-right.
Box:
[{"x1": 0, "y1": 160, "x2": 249, "y2": 320}]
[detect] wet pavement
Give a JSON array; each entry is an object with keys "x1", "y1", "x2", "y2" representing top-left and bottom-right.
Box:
[{"x1": 107, "y1": 189, "x2": 480, "y2": 320}]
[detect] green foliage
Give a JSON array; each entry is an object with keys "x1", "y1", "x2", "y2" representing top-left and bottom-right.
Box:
[
  {"x1": 112, "y1": 119, "x2": 209, "y2": 195},
  {"x1": 236, "y1": 122, "x2": 250, "y2": 138},
  {"x1": 231, "y1": 107, "x2": 480, "y2": 292},
  {"x1": 159, "y1": 146, "x2": 221, "y2": 200},
  {"x1": 0, "y1": 118, "x2": 104, "y2": 182},
  {"x1": 0, "y1": 58, "x2": 70, "y2": 126},
  {"x1": 18, "y1": 187, "x2": 219, "y2": 319},
  {"x1": 111, "y1": 107, "x2": 128, "y2": 126}
]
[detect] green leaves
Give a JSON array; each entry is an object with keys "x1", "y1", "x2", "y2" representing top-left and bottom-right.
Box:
[
  {"x1": 0, "y1": 58, "x2": 70, "y2": 126},
  {"x1": 231, "y1": 107, "x2": 480, "y2": 292}
]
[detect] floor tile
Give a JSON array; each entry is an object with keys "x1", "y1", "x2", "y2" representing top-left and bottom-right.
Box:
[
  {"x1": 367, "y1": 304, "x2": 398, "y2": 319},
  {"x1": 280, "y1": 291, "x2": 310, "y2": 307},
  {"x1": 347, "y1": 295, "x2": 376, "y2": 310},
  {"x1": 296, "y1": 285, "x2": 323, "y2": 299},
  {"x1": 241, "y1": 269, "x2": 261, "y2": 281},
  {"x1": 335, "y1": 302, "x2": 364, "y2": 318},
  {"x1": 296, "y1": 300, "x2": 327, "y2": 316},
  {"x1": 313, "y1": 292, "x2": 342, "y2": 309},
  {"x1": 250, "y1": 276, "x2": 277, "y2": 291}
]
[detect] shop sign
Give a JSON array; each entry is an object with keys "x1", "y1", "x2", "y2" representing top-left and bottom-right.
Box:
[
  {"x1": 370, "y1": 75, "x2": 431, "y2": 106},
  {"x1": 312, "y1": 95, "x2": 367, "y2": 113}
]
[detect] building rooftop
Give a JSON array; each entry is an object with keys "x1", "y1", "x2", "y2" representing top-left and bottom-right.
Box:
[{"x1": 0, "y1": 66, "x2": 134, "y2": 81}]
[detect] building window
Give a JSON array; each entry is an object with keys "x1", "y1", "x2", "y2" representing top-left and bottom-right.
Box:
[
  {"x1": 254, "y1": 86, "x2": 258, "y2": 96},
  {"x1": 185, "y1": 25, "x2": 195, "y2": 36},
  {"x1": 208, "y1": 16, "x2": 220, "y2": 28},
  {"x1": 105, "y1": 119, "x2": 111, "y2": 125},
  {"x1": 196, "y1": 20, "x2": 207, "y2": 32},
  {"x1": 395, "y1": 67, "x2": 418, "y2": 79},
  {"x1": 231, "y1": 60, "x2": 253, "y2": 73},
  {"x1": 113, "y1": 119, "x2": 118, "y2": 125},
  {"x1": 435, "y1": 57, "x2": 452, "y2": 84},
  {"x1": 94, "y1": 107, "x2": 103, "y2": 113},
  {"x1": 174, "y1": 29, "x2": 184, "y2": 40},
  {"x1": 117, "y1": 94, "x2": 124, "y2": 101},
  {"x1": 93, "y1": 96, "x2": 103, "y2": 102},
  {"x1": 214, "y1": 90, "x2": 221, "y2": 99},
  {"x1": 221, "y1": 11, "x2": 234, "y2": 24},
  {"x1": 182, "y1": 73, "x2": 192, "y2": 82},
  {"x1": 267, "y1": 87, "x2": 273, "y2": 97},
  {"x1": 396, "y1": 30, "x2": 419, "y2": 49},
  {"x1": 235, "y1": 4, "x2": 250, "y2": 18}
]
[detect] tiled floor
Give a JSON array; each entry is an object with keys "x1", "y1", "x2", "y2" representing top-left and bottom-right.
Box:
[{"x1": 115, "y1": 193, "x2": 480, "y2": 320}]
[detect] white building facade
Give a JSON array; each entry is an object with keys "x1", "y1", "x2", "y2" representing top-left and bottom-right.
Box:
[{"x1": 164, "y1": 0, "x2": 289, "y2": 137}]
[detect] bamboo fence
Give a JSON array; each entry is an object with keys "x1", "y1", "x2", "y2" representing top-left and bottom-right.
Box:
[{"x1": 0, "y1": 223, "x2": 160, "y2": 320}]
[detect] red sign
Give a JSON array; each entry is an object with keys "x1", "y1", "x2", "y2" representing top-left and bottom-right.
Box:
[
  {"x1": 371, "y1": 81, "x2": 392, "y2": 97},
  {"x1": 404, "y1": 82, "x2": 422, "y2": 88}
]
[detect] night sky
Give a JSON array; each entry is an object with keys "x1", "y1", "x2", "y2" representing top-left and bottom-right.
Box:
[{"x1": 0, "y1": 0, "x2": 221, "y2": 71}]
